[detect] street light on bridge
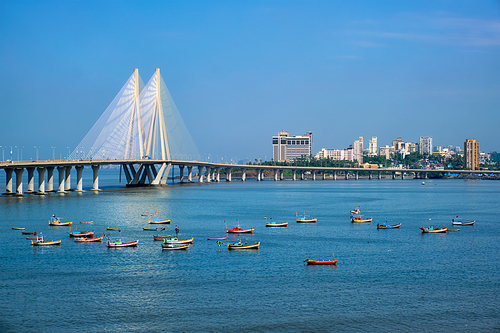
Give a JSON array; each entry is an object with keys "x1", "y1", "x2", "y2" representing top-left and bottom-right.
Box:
[
  {"x1": 67, "y1": 147, "x2": 70, "y2": 160},
  {"x1": 51, "y1": 146, "x2": 56, "y2": 160}
]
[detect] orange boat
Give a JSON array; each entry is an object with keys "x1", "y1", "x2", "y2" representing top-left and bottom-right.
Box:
[{"x1": 305, "y1": 259, "x2": 338, "y2": 266}]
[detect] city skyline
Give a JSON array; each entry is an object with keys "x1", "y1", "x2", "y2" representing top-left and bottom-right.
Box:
[{"x1": 1, "y1": 1, "x2": 499, "y2": 161}]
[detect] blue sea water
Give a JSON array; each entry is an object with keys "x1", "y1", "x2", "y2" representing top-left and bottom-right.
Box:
[{"x1": 1, "y1": 175, "x2": 499, "y2": 332}]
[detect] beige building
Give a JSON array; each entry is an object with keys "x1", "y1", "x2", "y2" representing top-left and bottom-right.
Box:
[{"x1": 464, "y1": 139, "x2": 480, "y2": 170}]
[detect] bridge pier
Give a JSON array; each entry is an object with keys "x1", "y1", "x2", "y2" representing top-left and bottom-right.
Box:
[
  {"x1": 241, "y1": 168, "x2": 246, "y2": 182},
  {"x1": 198, "y1": 166, "x2": 204, "y2": 183},
  {"x1": 75, "y1": 166, "x2": 85, "y2": 192},
  {"x1": 312, "y1": 170, "x2": 316, "y2": 180},
  {"x1": 280, "y1": 169, "x2": 284, "y2": 180},
  {"x1": 345, "y1": 171, "x2": 348, "y2": 180},
  {"x1": 401, "y1": 172, "x2": 405, "y2": 180},
  {"x1": 65, "y1": 166, "x2": 72, "y2": 191},
  {"x1": 392, "y1": 172, "x2": 395, "y2": 180},
  {"x1": 187, "y1": 166, "x2": 193, "y2": 182},
  {"x1": 26, "y1": 167, "x2": 35, "y2": 193},
  {"x1": 15, "y1": 168, "x2": 24, "y2": 196},
  {"x1": 57, "y1": 166, "x2": 66, "y2": 193},
  {"x1": 368, "y1": 171, "x2": 372, "y2": 180},
  {"x1": 300, "y1": 171, "x2": 304, "y2": 180},
  {"x1": 206, "y1": 167, "x2": 212, "y2": 183},
  {"x1": 257, "y1": 169, "x2": 262, "y2": 181},
  {"x1": 322, "y1": 171, "x2": 326, "y2": 180},
  {"x1": 216, "y1": 167, "x2": 220, "y2": 182},
  {"x1": 292, "y1": 170, "x2": 296, "y2": 181},
  {"x1": 37, "y1": 167, "x2": 46, "y2": 194},
  {"x1": 274, "y1": 169, "x2": 278, "y2": 181},
  {"x1": 333, "y1": 171, "x2": 337, "y2": 180},
  {"x1": 91, "y1": 165, "x2": 100, "y2": 191},
  {"x1": 355, "y1": 171, "x2": 359, "y2": 180},
  {"x1": 226, "y1": 168, "x2": 232, "y2": 182},
  {"x1": 179, "y1": 165, "x2": 185, "y2": 182},
  {"x1": 4, "y1": 168, "x2": 13, "y2": 195},
  {"x1": 378, "y1": 171, "x2": 381, "y2": 180}
]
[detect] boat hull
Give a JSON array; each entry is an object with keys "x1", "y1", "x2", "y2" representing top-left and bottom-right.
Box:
[
  {"x1": 48, "y1": 221, "x2": 73, "y2": 226},
  {"x1": 266, "y1": 222, "x2": 288, "y2": 227},
  {"x1": 161, "y1": 244, "x2": 189, "y2": 250},
  {"x1": 351, "y1": 218, "x2": 372, "y2": 223},
  {"x1": 226, "y1": 228, "x2": 255, "y2": 233},
  {"x1": 421, "y1": 227, "x2": 447, "y2": 233},
  {"x1": 106, "y1": 228, "x2": 120, "y2": 231},
  {"x1": 452, "y1": 221, "x2": 475, "y2": 226},
  {"x1": 12, "y1": 227, "x2": 26, "y2": 230},
  {"x1": 68, "y1": 231, "x2": 94, "y2": 238},
  {"x1": 31, "y1": 240, "x2": 61, "y2": 246},
  {"x1": 306, "y1": 259, "x2": 338, "y2": 266},
  {"x1": 377, "y1": 223, "x2": 401, "y2": 229},
  {"x1": 74, "y1": 236, "x2": 104, "y2": 243},
  {"x1": 164, "y1": 238, "x2": 194, "y2": 245},
  {"x1": 107, "y1": 240, "x2": 139, "y2": 248},
  {"x1": 148, "y1": 220, "x2": 170, "y2": 224},
  {"x1": 296, "y1": 219, "x2": 317, "y2": 223},
  {"x1": 227, "y1": 242, "x2": 260, "y2": 250}
]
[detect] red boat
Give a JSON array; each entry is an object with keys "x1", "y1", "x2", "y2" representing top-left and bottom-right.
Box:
[
  {"x1": 305, "y1": 259, "x2": 338, "y2": 266},
  {"x1": 226, "y1": 226, "x2": 255, "y2": 234},
  {"x1": 74, "y1": 235, "x2": 105, "y2": 243}
]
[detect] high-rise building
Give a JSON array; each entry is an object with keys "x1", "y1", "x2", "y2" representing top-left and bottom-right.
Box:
[
  {"x1": 464, "y1": 139, "x2": 479, "y2": 170},
  {"x1": 368, "y1": 137, "x2": 377, "y2": 156},
  {"x1": 353, "y1": 137, "x2": 363, "y2": 163},
  {"x1": 315, "y1": 148, "x2": 354, "y2": 161},
  {"x1": 419, "y1": 137, "x2": 433, "y2": 155},
  {"x1": 272, "y1": 131, "x2": 313, "y2": 162}
]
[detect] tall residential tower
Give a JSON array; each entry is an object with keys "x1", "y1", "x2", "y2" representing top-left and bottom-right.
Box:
[{"x1": 464, "y1": 139, "x2": 480, "y2": 170}]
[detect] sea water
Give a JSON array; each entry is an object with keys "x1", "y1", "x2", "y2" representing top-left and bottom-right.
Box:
[{"x1": 0, "y1": 176, "x2": 499, "y2": 332}]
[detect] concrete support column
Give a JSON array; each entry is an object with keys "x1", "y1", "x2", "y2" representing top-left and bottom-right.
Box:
[
  {"x1": 355, "y1": 171, "x2": 359, "y2": 180},
  {"x1": 257, "y1": 169, "x2": 261, "y2": 181},
  {"x1": 216, "y1": 168, "x2": 220, "y2": 182},
  {"x1": 37, "y1": 167, "x2": 46, "y2": 194},
  {"x1": 312, "y1": 170, "x2": 316, "y2": 181},
  {"x1": 187, "y1": 166, "x2": 193, "y2": 182},
  {"x1": 300, "y1": 171, "x2": 304, "y2": 180},
  {"x1": 369, "y1": 171, "x2": 372, "y2": 180},
  {"x1": 92, "y1": 165, "x2": 100, "y2": 191},
  {"x1": 401, "y1": 172, "x2": 405, "y2": 180},
  {"x1": 15, "y1": 168, "x2": 24, "y2": 196},
  {"x1": 292, "y1": 170, "x2": 296, "y2": 181},
  {"x1": 392, "y1": 172, "x2": 395, "y2": 180},
  {"x1": 199, "y1": 166, "x2": 204, "y2": 183},
  {"x1": 279, "y1": 170, "x2": 284, "y2": 180},
  {"x1": 274, "y1": 169, "x2": 278, "y2": 181},
  {"x1": 322, "y1": 172, "x2": 326, "y2": 180},
  {"x1": 4, "y1": 168, "x2": 13, "y2": 194},
  {"x1": 424, "y1": 172, "x2": 428, "y2": 179},
  {"x1": 378, "y1": 171, "x2": 381, "y2": 180},
  {"x1": 334, "y1": 171, "x2": 337, "y2": 180},
  {"x1": 226, "y1": 168, "x2": 232, "y2": 182},
  {"x1": 65, "y1": 166, "x2": 72, "y2": 191},
  {"x1": 241, "y1": 168, "x2": 246, "y2": 182},
  {"x1": 76, "y1": 166, "x2": 84, "y2": 192},
  {"x1": 47, "y1": 167, "x2": 54, "y2": 192},
  {"x1": 206, "y1": 167, "x2": 212, "y2": 183},
  {"x1": 345, "y1": 171, "x2": 349, "y2": 180},
  {"x1": 26, "y1": 167, "x2": 35, "y2": 193},
  {"x1": 57, "y1": 166, "x2": 66, "y2": 193},
  {"x1": 179, "y1": 165, "x2": 185, "y2": 182}
]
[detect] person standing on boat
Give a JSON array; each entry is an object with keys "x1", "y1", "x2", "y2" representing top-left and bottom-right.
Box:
[
  {"x1": 175, "y1": 225, "x2": 179, "y2": 237},
  {"x1": 51, "y1": 214, "x2": 60, "y2": 223}
]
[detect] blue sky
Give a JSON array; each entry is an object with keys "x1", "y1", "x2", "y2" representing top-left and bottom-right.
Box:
[{"x1": 0, "y1": 0, "x2": 499, "y2": 162}]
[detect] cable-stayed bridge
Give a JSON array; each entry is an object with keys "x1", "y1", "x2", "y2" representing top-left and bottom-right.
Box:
[{"x1": 1, "y1": 69, "x2": 498, "y2": 196}]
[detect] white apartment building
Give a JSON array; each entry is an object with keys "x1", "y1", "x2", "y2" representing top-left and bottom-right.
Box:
[
  {"x1": 315, "y1": 148, "x2": 354, "y2": 161},
  {"x1": 272, "y1": 131, "x2": 313, "y2": 162},
  {"x1": 419, "y1": 137, "x2": 433, "y2": 155},
  {"x1": 368, "y1": 137, "x2": 378, "y2": 156}
]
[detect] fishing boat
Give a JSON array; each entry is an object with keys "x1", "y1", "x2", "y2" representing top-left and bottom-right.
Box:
[
  {"x1": 227, "y1": 241, "x2": 260, "y2": 250},
  {"x1": 68, "y1": 231, "x2": 94, "y2": 238},
  {"x1": 265, "y1": 221, "x2": 288, "y2": 227},
  {"x1": 79, "y1": 221, "x2": 93, "y2": 224},
  {"x1": 163, "y1": 237, "x2": 194, "y2": 245},
  {"x1": 351, "y1": 216, "x2": 372, "y2": 223},
  {"x1": 153, "y1": 235, "x2": 171, "y2": 241},
  {"x1": 143, "y1": 227, "x2": 164, "y2": 231},
  {"x1": 106, "y1": 227, "x2": 120, "y2": 231},
  {"x1": 26, "y1": 236, "x2": 41, "y2": 240},
  {"x1": 106, "y1": 238, "x2": 138, "y2": 248},
  {"x1": 12, "y1": 227, "x2": 25, "y2": 230},
  {"x1": 296, "y1": 211, "x2": 317, "y2": 223},
  {"x1": 305, "y1": 259, "x2": 338, "y2": 265},
  {"x1": 226, "y1": 226, "x2": 255, "y2": 234},
  {"x1": 31, "y1": 235, "x2": 61, "y2": 246},
  {"x1": 377, "y1": 223, "x2": 401, "y2": 229},
  {"x1": 207, "y1": 235, "x2": 227, "y2": 240},
  {"x1": 148, "y1": 219, "x2": 170, "y2": 224},
  {"x1": 161, "y1": 243, "x2": 189, "y2": 251},
  {"x1": 350, "y1": 206, "x2": 361, "y2": 215},
  {"x1": 451, "y1": 217, "x2": 475, "y2": 226},
  {"x1": 48, "y1": 221, "x2": 73, "y2": 226},
  {"x1": 420, "y1": 226, "x2": 447, "y2": 233},
  {"x1": 141, "y1": 214, "x2": 153, "y2": 216},
  {"x1": 22, "y1": 231, "x2": 37, "y2": 235},
  {"x1": 74, "y1": 235, "x2": 104, "y2": 243}
]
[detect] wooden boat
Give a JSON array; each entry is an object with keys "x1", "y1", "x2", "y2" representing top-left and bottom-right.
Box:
[
  {"x1": 227, "y1": 241, "x2": 260, "y2": 250},
  {"x1": 31, "y1": 239, "x2": 61, "y2": 246},
  {"x1": 48, "y1": 221, "x2": 73, "y2": 226},
  {"x1": 351, "y1": 217, "x2": 372, "y2": 223},
  {"x1": 377, "y1": 223, "x2": 401, "y2": 229},
  {"x1": 164, "y1": 237, "x2": 194, "y2": 245},
  {"x1": 452, "y1": 219, "x2": 475, "y2": 226},
  {"x1": 143, "y1": 227, "x2": 164, "y2": 231},
  {"x1": 266, "y1": 221, "x2": 288, "y2": 227},
  {"x1": 207, "y1": 235, "x2": 227, "y2": 240},
  {"x1": 161, "y1": 243, "x2": 189, "y2": 251},
  {"x1": 141, "y1": 214, "x2": 153, "y2": 216},
  {"x1": 106, "y1": 227, "x2": 120, "y2": 231},
  {"x1": 68, "y1": 231, "x2": 94, "y2": 238},
  {"x1": 79, "y1": 221, "x2": 93, "y2": 224},
  {"x1": 12, "y1": 227, "x2": 25, "y2": 230},
  {"x1": 226, "y1": 226, "x2": 255, "y2": 234},
  {"x1": 153, "y1": 235, "x2": 171, "y2": 241},
  {"x1": 148, "y1": 219, "x2": 170, "y2": 224},
  {"x1": 305, "y1": 259, "x2": 338, "y2": 265},
  {"x1": 350, "y1": 206, "x2": 361, "y2": 215},
  {"x1": 296, "y1": 211, "x2": 317, "y2": 223},
  {"x1": 22, "y1": 231, "x2": 37, "y2": 235},
  {"x1": 74, "y1": 235, "x2": 104, "y2": 243},
  {"x1": 106, "y1": 238, "x2": 138, "y2": 248},
  {"x1": 420, "y1": 226, "x2": 447, "y2": 233}
]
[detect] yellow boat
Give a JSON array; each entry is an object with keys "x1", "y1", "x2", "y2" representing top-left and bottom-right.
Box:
[
  {"x1": 31, "y1": 239, "x2": 61, "y2": 246},
  {"x1": 48, "y1": 220, "x2": 73, "y2": 226}
]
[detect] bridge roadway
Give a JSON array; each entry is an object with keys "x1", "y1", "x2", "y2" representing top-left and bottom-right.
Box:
[{"x1": 1, "y1": 159, "x2": 498, "y2": 196}]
